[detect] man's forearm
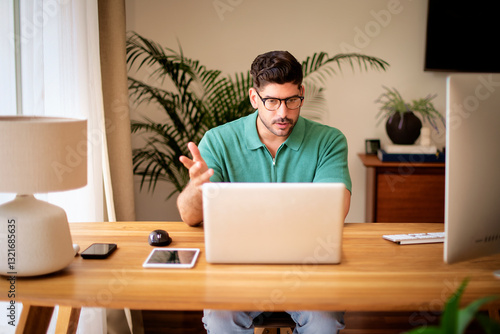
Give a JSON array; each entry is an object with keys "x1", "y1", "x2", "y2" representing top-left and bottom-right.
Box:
[
  {"x1": 344, "y1": 188, "x2": 351, "y2": 220},
  {"x1": 177, "y1": 182, "x2": 204, "y2": 226}
]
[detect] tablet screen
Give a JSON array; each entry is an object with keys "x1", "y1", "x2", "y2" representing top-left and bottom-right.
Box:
[{"x1": 143, "y1": 248, "x2": 200, "y2": 268}]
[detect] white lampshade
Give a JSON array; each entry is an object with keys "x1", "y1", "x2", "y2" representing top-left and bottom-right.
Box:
[
  {"x1": 0, "y1": 116, "x2": 87, "y2": 193},
  {"x1": 0, "y1": 116, "x2": 87, "y2": 277}
]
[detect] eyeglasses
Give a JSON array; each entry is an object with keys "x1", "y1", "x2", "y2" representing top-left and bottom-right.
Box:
[{"x1": 255, "y1": 90, "x2": 304, "y2": 111}]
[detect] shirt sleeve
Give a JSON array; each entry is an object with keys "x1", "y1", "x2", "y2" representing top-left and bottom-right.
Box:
[
  {"x1": 198, "y1": 130, "x2": 224, "y2": 182},
  {"x1": 313, "y1": 131, "x2": 352, "y2": 193}
]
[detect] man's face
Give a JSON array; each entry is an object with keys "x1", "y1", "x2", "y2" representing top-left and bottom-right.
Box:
[{"x1": 250, "y1": 82, "x2": 304, "y2": 139}]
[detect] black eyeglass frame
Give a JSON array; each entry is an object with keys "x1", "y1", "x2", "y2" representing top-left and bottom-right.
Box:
[{"x1": 254, "y1": 90, "x2": 304, "y2": 111}]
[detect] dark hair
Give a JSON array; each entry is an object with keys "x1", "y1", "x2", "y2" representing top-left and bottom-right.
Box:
[{"x1": 250, "y1": 51, "x2": 303, "y2": 90}]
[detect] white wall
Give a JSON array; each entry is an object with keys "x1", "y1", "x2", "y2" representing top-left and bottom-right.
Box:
[{"x1": 125, "y1": 0, "x2": 449, "y2": 222}]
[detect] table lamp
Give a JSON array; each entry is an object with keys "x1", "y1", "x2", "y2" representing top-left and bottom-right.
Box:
[{"x1": 0, "y1": 116, "x2": 87, "y2": 277}]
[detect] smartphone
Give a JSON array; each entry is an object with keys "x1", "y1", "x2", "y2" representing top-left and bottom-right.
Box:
[
  {"x1": 143, "y1": 248, "x2": 200, "y2": 268},
  {"x1": 81, "y1": 243, "x2": 117, "y2": 259}
]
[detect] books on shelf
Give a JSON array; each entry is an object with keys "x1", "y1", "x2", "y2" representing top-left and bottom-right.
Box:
[
  {"x1": 383, "y1": 144, "x2": 437, "y2": 154},
  {"x1": 377, "y1": 149, "x2": 445, "y2": 163}
]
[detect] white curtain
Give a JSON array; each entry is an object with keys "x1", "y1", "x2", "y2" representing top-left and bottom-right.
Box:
[
  {"x1": 21, "y1": 0, "x2": 106, "y2": 223},
  {"x1": 0, "y1": 2, "x2": 16, "y2": 115},
  {"x1": 0, "y1": 1, "x2": 17, "y2": 207},
  {"x1": 0, "y1": 0, "x2": 110, "y2": 333}
]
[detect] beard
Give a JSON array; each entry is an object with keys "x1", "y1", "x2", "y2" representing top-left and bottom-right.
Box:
[{"x1": 259, "y1": 115, "x2": 296, "y2": 137}]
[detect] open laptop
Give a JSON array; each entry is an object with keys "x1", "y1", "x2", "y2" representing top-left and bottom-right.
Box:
[{"x1": 202, "y1": 182, "x2": 346, "y2": 264}]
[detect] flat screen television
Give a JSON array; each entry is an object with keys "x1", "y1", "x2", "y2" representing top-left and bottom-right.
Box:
[
  {"x1": 424, "y1": 0, "x2": 500, "y2": 73},
  {"x1": 444, "y1": 73, "x2": 500, "y2": 264}
]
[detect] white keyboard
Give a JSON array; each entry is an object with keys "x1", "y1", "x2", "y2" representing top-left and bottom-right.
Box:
[{"x1": 383, "y1": 232, "x2": 445, "y2": 245}]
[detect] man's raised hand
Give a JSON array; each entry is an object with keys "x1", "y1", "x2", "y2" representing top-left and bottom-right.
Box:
[{"x1": 179, "y1": 142, "x2": 214, "y2": 188}]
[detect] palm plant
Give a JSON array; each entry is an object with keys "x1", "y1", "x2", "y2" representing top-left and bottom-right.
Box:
[{"x1": 126, "y1": 32, "x2": 389, "y2": 198}]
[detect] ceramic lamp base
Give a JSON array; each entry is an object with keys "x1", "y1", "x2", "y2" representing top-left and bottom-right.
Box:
[{"x1": 0, "y1": 195, "x2": 74, "y2": 276}]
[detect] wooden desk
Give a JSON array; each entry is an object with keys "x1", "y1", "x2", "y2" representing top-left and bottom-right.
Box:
[
  {"x1": 359, "y1": 153, "x2": 445, "y2": 223},
  {"x1": 2, "y1": 222, "x2": 499, "y2": 333}
]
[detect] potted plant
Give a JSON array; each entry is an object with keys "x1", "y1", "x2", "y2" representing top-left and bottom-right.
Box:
[
  {"x1": 127, "y1": 32, "x2": 389, "y2": 197},
  {"x1": 375, "y1": 86, "x2": 445, "y2": 145}
]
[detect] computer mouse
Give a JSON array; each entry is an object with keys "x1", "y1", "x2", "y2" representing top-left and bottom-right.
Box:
[{"x1": 148, "y1": 229, "x2": 172, "y2": 246}]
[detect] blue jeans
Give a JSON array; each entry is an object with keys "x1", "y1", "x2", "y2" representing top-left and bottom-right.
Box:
[{"x1": 202, "y1": 310, "x2": 345, "y2": 333}]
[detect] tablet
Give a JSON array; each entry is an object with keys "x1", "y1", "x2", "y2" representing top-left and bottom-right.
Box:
[{"x1": 143, "y1": 248, "x2": 200, "y2": 268}]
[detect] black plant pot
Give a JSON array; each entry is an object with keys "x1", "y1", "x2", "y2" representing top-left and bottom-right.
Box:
[{"x1": 385, "y1": 111, "x2": 422, "y2": 145}]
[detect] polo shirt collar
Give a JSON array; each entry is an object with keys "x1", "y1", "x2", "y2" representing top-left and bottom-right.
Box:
[
  {"x1": 285, "y1": 115, "x2": 305, "y2": 151},
  {"x1": 245, "y1": 110, "x2": 305, "y2": 151}
]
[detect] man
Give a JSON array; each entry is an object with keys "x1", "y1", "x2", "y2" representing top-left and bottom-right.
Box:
[{"x1": 178, "y1": 50, "x2": 351, "y2": 333}]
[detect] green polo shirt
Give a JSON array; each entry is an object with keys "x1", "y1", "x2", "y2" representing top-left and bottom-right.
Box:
[{"x1": 198, "y1": 111, "x2": 351, "y2": 192}]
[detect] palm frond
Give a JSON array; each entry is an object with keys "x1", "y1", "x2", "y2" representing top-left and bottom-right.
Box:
[
  {"x1": 301, "y1": 83, "x2": 327, "y2": 122},
  {"x1": 303, "y1": 52, "x2": 389, "y2": 86}
]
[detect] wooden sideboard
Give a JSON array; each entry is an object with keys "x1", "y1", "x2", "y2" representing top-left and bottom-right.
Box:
[{"x1": 358, "y1": 153, "x2": 445, "y2": 223}]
